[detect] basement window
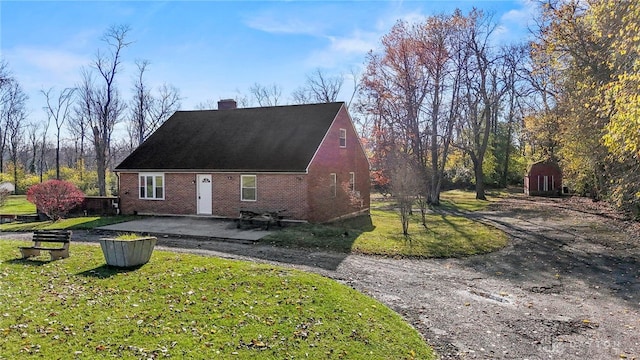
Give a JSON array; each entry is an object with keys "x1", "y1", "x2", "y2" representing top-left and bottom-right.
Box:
[
  {"x1": 241, "y1": 175, "x2": 257, "y2": 201},
  {"x1": 139, "y1": 173, "x2": 164, "y2": 200}
]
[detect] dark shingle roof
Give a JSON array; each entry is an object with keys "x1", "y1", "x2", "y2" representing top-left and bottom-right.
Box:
[{"x1": 116, "y1": 102, "x2": 344, "y2": 172}]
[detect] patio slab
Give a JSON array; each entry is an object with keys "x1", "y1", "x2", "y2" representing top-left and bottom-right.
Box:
[{"x1": 98, "y1": 216, "x2": 272, "y2": 241}]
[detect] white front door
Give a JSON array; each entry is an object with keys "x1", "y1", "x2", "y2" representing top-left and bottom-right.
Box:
[{"x1": 197, "y1": 174, "x2": 212, "y2": 215}]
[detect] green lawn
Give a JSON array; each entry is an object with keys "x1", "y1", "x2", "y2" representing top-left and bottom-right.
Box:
[
  {"x1": 2, "y1": 189, "x2": 508, "y2": 258},
  {"x1": 0, "y1": 241, "x2": 434, "y2": 359},
  {"x1": 264, "y1": 209, "x2": 507, "y2": 258},
  {"x1": 439, "y1": 189, "x2": 506, "y2": 212},
  {"x1": 264, "y1": 190, "x2": 508, "y2": 258},
  {"x1": 0, "y1": 195, "x2": 36, "y2": 215}
]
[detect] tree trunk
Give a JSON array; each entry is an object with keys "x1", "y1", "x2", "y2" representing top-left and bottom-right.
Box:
[
  {"x1": 56, "y1": 130, "x2": 61, "y2": 180},
  {"x1": 79, "y1": 131, "x2": 85, "y2": 182},
  {"x1": 400, "y1": 201, "x2": 411, "y2": 236},
  {"x1": 501, "y1": 120, "x2": 513, "y2": 187},
  {"x1": 429, "y1": 77, "x2": 441, "y2": 206},
  {"x1": 96, "y1": 152, "x2": 107, "y2": 196},
  {"x1": 94, "y1": 127, "x2": 108, "y2": 196},
  {"x1": 12, "y1": 157, "x2": 18, "y2": 193},
  {"x1": 472, "y1": 155, "x2": 487, "y2": 200}
]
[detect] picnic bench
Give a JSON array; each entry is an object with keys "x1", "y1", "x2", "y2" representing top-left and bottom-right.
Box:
[
  {"x1": 0, "y1": 214, "x2": 17, "y2": 223},
  {"x1": 19, "y1": 230, "x2": 72, "y2": 261},
  {"x1": 237, "y1": 209, "x2": 285, "y2": 230}
]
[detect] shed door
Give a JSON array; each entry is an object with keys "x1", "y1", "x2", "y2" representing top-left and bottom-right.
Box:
[
  {"x1": 197, "y1": 174, "x2": 212, "y2": 215},
  {"x1": 543, "y1": 176, "x2": 549, "y2": 192}
]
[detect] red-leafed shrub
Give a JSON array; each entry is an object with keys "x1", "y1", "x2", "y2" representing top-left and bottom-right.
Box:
[{"x1": 26, "y1": 180, "x2": 85, "y2": 220}]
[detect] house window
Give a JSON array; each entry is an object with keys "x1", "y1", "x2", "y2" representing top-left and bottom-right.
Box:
[
  {"x1": 241, "y1": 175, "x2": 257, "y2": 201},
  {"x1": 139, "y1": 173, "x2": 164, "y2": 200},
  {"x1": 329, "y1": 173, "x2": 337, "y2": 197},
  {"x1": 339, "y1": 128, "x2": 347, "y2": 148},
  {"x1": 349, "y1": 172, "x2": 355, "y2": 191}
]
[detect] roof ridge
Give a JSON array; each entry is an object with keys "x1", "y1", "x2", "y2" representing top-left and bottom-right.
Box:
[{"x1": 178, "y1": 101, "x2": 344, "y2": 113}]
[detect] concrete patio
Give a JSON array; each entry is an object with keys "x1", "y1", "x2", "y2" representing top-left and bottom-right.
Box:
[{"x1": 97, "y1": 216, "x2": 273, "y2": 242}]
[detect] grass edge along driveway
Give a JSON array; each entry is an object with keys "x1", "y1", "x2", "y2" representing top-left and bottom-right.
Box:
[
  {"x1": 0, "y1": 241, "x2": 435, "y2": 360},
  {"x1": 1, "y1": 190, "x2": 508, "y2": 258},
  {"x1": 265, "y1": 190, "x2": 508, "y2": 258}
]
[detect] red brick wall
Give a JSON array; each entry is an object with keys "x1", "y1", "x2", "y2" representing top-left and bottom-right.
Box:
[
  {"x1": 119, "y1": 172, "x2": 308, "y2": 219},
  {"x1": 307, "y1": 105, "x2": 371, "y2": 222},
  {"x1": 119, "y1": 172, "x2": 196, "y2": 215},
  {"x1": 210, "y1": 173, "x2": 308, "y2": 219}
]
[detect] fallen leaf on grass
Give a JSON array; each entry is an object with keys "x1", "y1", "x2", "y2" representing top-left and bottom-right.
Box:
[{"x1": 251, "y1": 339, "x2": 267, "y2": 348}]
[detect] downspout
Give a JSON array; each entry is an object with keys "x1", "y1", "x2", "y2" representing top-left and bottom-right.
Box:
[{"x1": 115, "y1": 172, "x2": 121, "y2": 215}]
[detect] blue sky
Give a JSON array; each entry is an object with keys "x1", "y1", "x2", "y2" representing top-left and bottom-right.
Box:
[{"x1": 1, "y1": 0, "x2": 537, "y2": 126}]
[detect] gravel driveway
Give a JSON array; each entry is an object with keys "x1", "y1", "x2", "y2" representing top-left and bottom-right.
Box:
[{"x1": 4, "y1": 194, "x2": 638, "y2": 359}]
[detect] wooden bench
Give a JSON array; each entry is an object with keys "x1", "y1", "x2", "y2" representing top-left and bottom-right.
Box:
[
  {"x1": 0, "y1": 214, "x2": 17, "y2": 223},
  {"x1": 19, "y1": 230, "x2": 72, "y2": 261},
  {"x1": 237, "y1": 210, "x2": 285, "y2": 230}
]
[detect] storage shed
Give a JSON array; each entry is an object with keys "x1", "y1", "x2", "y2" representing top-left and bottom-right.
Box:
[{"x1": 524, "y1": 160, "x2": 562, "y2": 196}]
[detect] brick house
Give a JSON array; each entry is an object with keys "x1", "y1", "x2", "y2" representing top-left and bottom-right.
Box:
[
  {"x1": 115, "y1": 101, "x2": 370, "y2": 223},
  {"x1": 524, "y1": 160, "x2": 562, "y2": 196}
]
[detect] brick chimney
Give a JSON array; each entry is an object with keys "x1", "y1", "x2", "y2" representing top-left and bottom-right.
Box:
[{"x1": 217, "y1": 99, "x2": 237, "y2": 110}]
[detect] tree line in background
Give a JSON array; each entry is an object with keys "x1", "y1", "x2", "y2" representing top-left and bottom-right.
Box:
[
  {"x1": 527, "y1": 0, "x2": 640, "y2": 217},
  {"x1": 0, "y1": 25, "x2": 182, "y2": 196},
  {"x1": 1, "y1": 0, "x2": 639, "y2": 219},
  {"x1": 358, "y1": 0, "x2": 640, "y2": 223}
]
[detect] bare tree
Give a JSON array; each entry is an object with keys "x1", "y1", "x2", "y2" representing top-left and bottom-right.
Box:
[
  {"x1": 0, "y1": 60, "x2": 14, "y2": 173},
  {"x1": 70, "y1": 68, "x2": 94, "y2": 181},
  {"x1": 128, "y1": 60, "x2": 181, "y2": 147},
  {"x1": 249, "y1": 83, "x2": 282, "y2": 106},
  {"x1": 26, "y1": 123, "x2": 39, "y2": 174},
  {"x1": 0, "y1": 106, "x2": 6, "y2": 174},
  {"x1": 454, "y1": 9, "x2": 504, "y2": 200},
  {"x1": 0, "y1": 60, "x2": 10, "y2": 88},
  {"x1": 419, "y1": 12, "x2": 465, "y2": 205},
  {"x1": 2, "y1": 81, "x2": 28, "y2": 190},
  {"x1": 129, "y1": 60, "x2": 152, "y2": 147},
  {"x1": 195, "y1": 90, "x2": 249, "y2": 110},
  {"x1": 234, "y1": 90, "x2": 251, "y2": 108},
  {"x1": 193, "y1": 99, "x2": 218, "y2": 110},
  {"x1": 84, "y1": 24, "x2": 131, "y2": 196},
  {"x1": 498, "y1": 44, "x2": 528, "y2": 187},
  {"x1": 38, "y1": 117, "x2": 51, "y2": 182},
  {"x1": 292, "y1": 69, "x2": 343, "y2": 104},
  {"x1": 387, "y1": 151, "x2": 425, "y2": 236},
  {"x1": 291, "y1": 87, "x2": 311, "y2": 105},
  {"x1": 42, "y1": 87, "x2": 76, "y2": 179},
  {"x1": 345, "y1": 67, "x2": 361, "y2": 110}
]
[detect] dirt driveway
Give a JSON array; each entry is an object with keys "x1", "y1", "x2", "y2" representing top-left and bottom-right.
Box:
[
  {"x1": 371, "y1": 195, "x2": 640, "y2": 359},
  {"x1": 142, "y1": 194, "x2": 640, "y2": 359},
  {"x1": 7, "y1": 194, "x2": 638, "y2": 359}
]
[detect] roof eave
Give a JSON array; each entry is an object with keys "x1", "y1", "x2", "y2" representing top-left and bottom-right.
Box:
[{"x1": 115, "y1": 168, "x2": 309, "y2": 174}]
